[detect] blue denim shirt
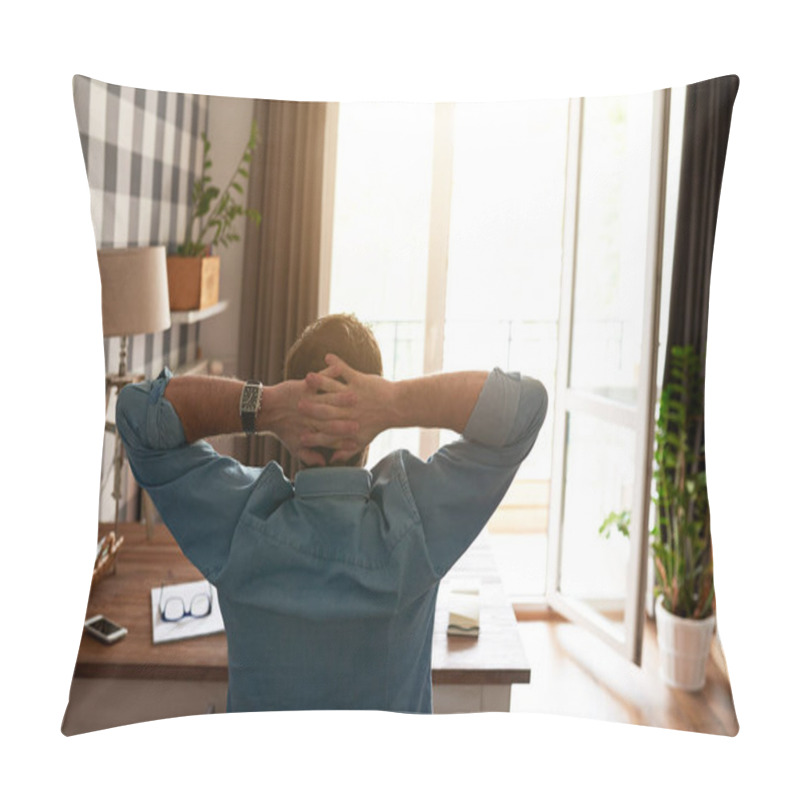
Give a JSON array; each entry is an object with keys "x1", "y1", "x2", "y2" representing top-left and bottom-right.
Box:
[{"x1": 116, "y1": 368, "x2": 547, "y2": 713}]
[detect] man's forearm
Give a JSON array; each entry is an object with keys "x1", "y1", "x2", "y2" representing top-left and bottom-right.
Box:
[
  {"x1": 164, "y1": 375, "x2": 255, "y2": 443},
  {"x1": 163, "y1": 375, "x2": 300, "y2": 443},
  {"x1": 390, "y1": 372, "x2": 489, "y2": 434}
]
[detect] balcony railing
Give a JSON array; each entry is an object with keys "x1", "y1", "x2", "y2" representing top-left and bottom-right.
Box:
[{"x1": 364, "y1": 317, "x2": 629, "y2": 381}]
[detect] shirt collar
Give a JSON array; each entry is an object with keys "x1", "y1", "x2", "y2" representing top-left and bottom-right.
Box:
[{"x1": 294, "y1": 467, "x2": 372, "y2": 499}]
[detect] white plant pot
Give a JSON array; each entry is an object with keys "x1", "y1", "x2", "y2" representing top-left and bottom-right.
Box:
[{"x1": 655, "y1": 597, "x2": 716, "y2": 691}]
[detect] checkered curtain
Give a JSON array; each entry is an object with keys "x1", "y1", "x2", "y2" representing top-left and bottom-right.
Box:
[
  {"x1": 72, "y1": 75, "x2": 208, "y2": 380},
  {"x1": 73, "y1": 75, "x2": 210, "y2": 522}
]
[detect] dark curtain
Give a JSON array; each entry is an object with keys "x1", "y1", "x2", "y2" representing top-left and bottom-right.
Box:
[
  {"x1": 235, "y1": 100, "x2": 329, "y2": 475},
  {"x1": 659, "y1": 75, "x2": 739, "y2": 564},
  {"x1": 664, "y1": 75, "x2": 739, "y2": 380}
]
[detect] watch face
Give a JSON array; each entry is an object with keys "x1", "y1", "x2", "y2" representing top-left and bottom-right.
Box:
[{"x1": 242, "y1": 385, "x2": 260, "y2": 410}]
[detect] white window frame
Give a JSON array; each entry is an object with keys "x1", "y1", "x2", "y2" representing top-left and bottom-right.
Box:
[{"x1": 545, "y1": 90, "x2": 671, "y2": 664}]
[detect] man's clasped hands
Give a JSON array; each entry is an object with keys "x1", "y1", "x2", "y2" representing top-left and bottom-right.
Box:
[{"x1": 271, "y1": 354, "x2": 396, "y2": 468}]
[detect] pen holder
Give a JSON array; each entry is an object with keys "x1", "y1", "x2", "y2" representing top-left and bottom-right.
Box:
[{"x1": 92, "y1": 531, "x2": 124, "y2": 586}]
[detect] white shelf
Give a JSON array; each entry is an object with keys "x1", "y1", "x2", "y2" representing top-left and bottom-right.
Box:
[{"x1": 170, "y1": 300, "x2": 229, "y2": 326}]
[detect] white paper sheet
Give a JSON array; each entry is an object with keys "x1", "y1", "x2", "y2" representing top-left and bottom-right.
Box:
[{"x1": 150, "y1": 579, "x2": 225, "y2": 644}]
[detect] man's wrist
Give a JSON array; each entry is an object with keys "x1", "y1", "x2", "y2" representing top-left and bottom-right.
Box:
[
  {"x1": 390, "y1": 380, "x2": 413, "y2": 429},
  {"x1": 256, "y1": 383, "x2": 277, "y2": 434}
]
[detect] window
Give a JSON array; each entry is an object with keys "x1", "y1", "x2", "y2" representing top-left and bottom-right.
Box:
[
  {"x1": 326, "y1": 90, "x2": 682, "y2": 623},
  {"x1": 328, "y1": 99, "x2": 567, "y2": 597},
  {"x1": 328, "y1": 102, "x2": 434, "y2": 462}
]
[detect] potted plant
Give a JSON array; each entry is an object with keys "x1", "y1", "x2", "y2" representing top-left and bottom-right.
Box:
[
  {"x1": 166, "y1": 119, "x2": 262, "y2": 310},
  {"x1": 599, "y1": 344, "x2": 715, "y2": 690}
]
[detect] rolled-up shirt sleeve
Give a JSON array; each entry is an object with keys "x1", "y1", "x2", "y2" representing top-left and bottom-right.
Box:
[
  {"x1": 115, "y1": 368, "x2": 186, "y2": 456},
  {"x1": 116, "y1": 368, "x2": 260, "y2": 580},
  {"x1": 402, "y1": 368, "x2": 548, "y2": 576},
  {"x1": 463, "y1": 368, "x2": 547, "y2": 454}
]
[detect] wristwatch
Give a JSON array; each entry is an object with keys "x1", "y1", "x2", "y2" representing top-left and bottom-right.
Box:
[{"x1": 239, "y1": 380, "x2": 263, "y2": 435}]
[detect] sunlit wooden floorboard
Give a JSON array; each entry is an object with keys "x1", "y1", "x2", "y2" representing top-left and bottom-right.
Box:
[{"x1": 509, "y1": 616, "x2": 739, "y2": 736}]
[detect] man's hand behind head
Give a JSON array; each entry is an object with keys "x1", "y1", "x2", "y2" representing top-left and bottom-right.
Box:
[
  {"x1": 299, "y1": 354, "x2": 397, "y2": 464},
  {"x1": 268, "y1": 375, "x2": 358, "y2": 467}
]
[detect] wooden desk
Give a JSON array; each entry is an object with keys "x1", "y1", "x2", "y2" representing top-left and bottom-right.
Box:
[
  {"x1": 65, "y1": 522, "x2": 529, "y2": 731},
  {"x1": 74, "y1": 524, "x2": 226, "y2": 682},
  {"x1": 432, "y1": 537, "x2": 531, "y2": 712}
]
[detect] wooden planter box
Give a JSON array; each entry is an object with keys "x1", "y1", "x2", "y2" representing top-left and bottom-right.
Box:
[{"x1": 166, "y1": 255, "x2": 220, "y2": 311}]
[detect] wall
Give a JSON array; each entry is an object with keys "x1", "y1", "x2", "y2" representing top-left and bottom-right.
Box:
[{"x1": 198, "y1": 94, "x2": 255, "y2": 375}]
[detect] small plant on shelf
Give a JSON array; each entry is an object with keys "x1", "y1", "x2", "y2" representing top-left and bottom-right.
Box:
[{"x1": 176, "y1": 119, "x2": 262, "y2": 257}]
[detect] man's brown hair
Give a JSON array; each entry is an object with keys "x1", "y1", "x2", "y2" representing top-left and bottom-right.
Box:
[{"x1": 285, "y1": 313, "x2": 383, "y2": 466}]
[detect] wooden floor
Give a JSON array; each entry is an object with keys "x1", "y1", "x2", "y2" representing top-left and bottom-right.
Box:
[{"x1": 509, "y1": 615, "x2": 739, "y2": 736}]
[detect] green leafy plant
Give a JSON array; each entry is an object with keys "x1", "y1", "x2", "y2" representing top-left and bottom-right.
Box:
[
  {"x1": 599, "y1": 509, "x2": 630, "y2": 539},
  {"x1": 599, "y1": 344, "x2": 714, "y2": 620},
  {"x1": 176, "y1": 120, "x2": 262, "y2": 257},
  {"x1": 652, "y1": 344, "x2": 714, "y2": 619}
]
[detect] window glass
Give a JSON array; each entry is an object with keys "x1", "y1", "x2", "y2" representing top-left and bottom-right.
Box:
[
  {"x1": 329, "y1": 102, "x2": 435, "y2": 463},
  {"x1": 442, "y1": 99, "x2": 569, "y2": 596},
  {"x1": 569, "y1": 93, "x2": 654, "y2": 405},
  {"x1": 559, "y1": 410, "x2": 636, "y2": 632}
]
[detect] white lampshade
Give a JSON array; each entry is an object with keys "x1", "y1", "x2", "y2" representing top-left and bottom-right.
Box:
[{"x1": 97, "y1": 246, "x2": 172, "y2": 338}]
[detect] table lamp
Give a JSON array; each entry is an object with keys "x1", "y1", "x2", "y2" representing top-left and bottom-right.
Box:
[{"x1": 96, "y1": 246, "x2": 172, "y2": 562}]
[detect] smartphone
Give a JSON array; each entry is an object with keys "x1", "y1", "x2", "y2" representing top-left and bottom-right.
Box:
[{"x1": 84, "y1": 614, "x2": 128, "y2": 645}]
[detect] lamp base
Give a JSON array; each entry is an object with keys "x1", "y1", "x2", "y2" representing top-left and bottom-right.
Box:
[{"x1": 105, "y1": 368, "x2": 146, "y2": 546}]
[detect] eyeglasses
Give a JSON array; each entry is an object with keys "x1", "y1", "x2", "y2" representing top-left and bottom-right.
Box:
[{"x1": 158, "y1": 584, "x2": 213, "y2": 623}]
